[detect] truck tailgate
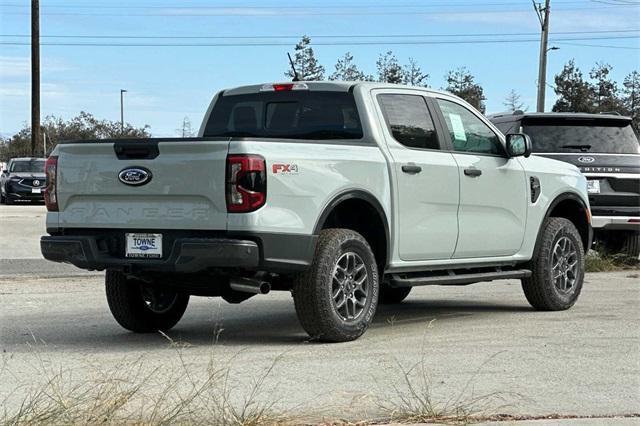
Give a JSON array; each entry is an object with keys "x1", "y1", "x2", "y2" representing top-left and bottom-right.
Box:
[{"x1": 55, "y1": 139, "x2": 229, "y2": 230}]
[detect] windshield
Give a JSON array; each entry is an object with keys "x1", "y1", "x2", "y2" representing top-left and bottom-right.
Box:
[
  {"x1": 203, "y1": 91, "x2": 363, "y2": 140},
  {"x1": 523, "y1": 118, "x2": 639, "y2": 154},
  {"x1": 10, "y1": 159, "x2": 45, "y2": 173}
]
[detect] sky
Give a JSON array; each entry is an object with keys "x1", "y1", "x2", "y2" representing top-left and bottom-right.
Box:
[{"x1": 0, "y1": 0, "x2": 639, "y2": 138}]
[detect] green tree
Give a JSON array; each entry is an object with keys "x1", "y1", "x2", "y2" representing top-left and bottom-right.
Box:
[
  {"x1": 285, "y1": 35, "x2": 325, "y2": 81},
  {"x1": 589, "y1": 62, "x2": 623, "y2": 113},
  {"x1": 444, "y1": 67, "x2": 486, "y2": 113},
  {"x1": 503, "y1": 89, "x2": 526, "y2": 112},
  {"x1": 402, "y1": 57, "x2": 429, "y2": 87},
  {"x1": 376, "y1": 51, "x2": 405, "y2": 84},
  {"x1": 552, "y1": 60, "x2": 594, "y2": 113},
  {"x1": 0, "y1": 112, "x2": 151, "y2": 162},
  {"x1": 622, "y1": 70, "x2": 640, "y2": 132},
  {"x1": 329, "y1": 52, "x2": 372, "y2": 82}
]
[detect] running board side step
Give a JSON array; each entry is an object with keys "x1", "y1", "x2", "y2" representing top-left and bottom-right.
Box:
[{"x1": 389, "y1": 269, "x2": 531, "y2": 288}]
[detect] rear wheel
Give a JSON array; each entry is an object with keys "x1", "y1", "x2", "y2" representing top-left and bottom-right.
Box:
[
  {"x1": 597, "y1": 230, "x2": 640, "y2": 259},
  {"x1": 105, "y1": 270, "x2": 189, "y2": 333},
  {"x1": 621, "y1": 233, "x2": 640, "y2": 259},
  {"x1": 293, "y1": 229, "x2": 379, "y2": 342},
  {"x1": 522, "y1": 217, "x2": 585, "y2": 311}
]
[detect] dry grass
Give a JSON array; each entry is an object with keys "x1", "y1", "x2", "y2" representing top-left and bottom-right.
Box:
[
  {"x1": 585, "y1": 250, "x2": 640, "y2": 273},
  {"x1": 376, "y1": 352, "x2": 521, "y2": 425},
  {"x1": 1, "y1": 336, "x2": 287, "y2": 426}
]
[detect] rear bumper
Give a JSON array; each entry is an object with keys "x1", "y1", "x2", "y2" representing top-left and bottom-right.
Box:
[
  {"x1": 41, "y1": 236, "x2": 260, "y2": 273},
  {"x1": 41, "y1": 230, "x2": 317, "y2": 274},
  {"x1": 591, "y1": 216, "x2": 640, "y2": 231}
]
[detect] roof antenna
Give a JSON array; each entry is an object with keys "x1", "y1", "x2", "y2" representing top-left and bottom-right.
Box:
[{"x1": 287, "y1": 53, "x2": 300, "y2": 82}]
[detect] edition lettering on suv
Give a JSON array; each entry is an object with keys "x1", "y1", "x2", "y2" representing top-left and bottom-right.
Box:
[
  {"x1": 41, "y1": 82, "x2": 592, "y2": 342},
  {"x1": 1, "y1": 157, "x2": 47, "y2": 204},
  {"x1": 490, "y1": 112, "x2": 639, "y2": 258}
]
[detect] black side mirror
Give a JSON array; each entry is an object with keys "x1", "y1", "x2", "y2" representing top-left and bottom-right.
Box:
[
  {"x1": 1, "y1": 170, "x2": 7, "y2": 174},
  {"x1": 506, "y1": 133, "x2": 532, "y2": 158}
]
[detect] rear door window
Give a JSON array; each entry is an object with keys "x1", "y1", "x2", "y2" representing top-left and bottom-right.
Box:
[
  {"x1": 377, "y1": 94, "x2": 441, "y2": 150},
  {"x1": 204, "y1": 91, "x2": 363, "y2": 140}
]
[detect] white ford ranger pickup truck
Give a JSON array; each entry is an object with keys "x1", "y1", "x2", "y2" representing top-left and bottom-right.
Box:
[{"x1": 41, "y1": 82, "x2": 592, "y2": 342}]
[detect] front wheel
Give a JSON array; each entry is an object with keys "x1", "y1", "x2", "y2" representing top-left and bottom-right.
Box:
[
  {"x1": 293, "y1": 229, "x2": 379, "y2": 342},
  {"x1": 522, "y1": 217, "x2": 585, "y2": 311},
  {"x1": 105, "y1": 270, "x2": 190, "y2": 333}
]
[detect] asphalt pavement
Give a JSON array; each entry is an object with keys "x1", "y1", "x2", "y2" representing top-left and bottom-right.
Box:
[{"x1": 0, "y1": 205, "x2": 638, "y2": 424}]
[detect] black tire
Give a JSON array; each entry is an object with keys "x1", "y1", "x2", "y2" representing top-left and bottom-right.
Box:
[
  {"x1": 4, "y1": 195, "x2": 13, "y2": 205},
  {"x1": 105, "y1": 270, "x2": 190, "y2": 333},
  {"x1": 596, "y1": 230, "x2": 640, "y2": 259},
  {"x1": 293, "y1": 228, "x2": 379, "y2": 342},
  {"x1": 379, "y1": 284, "x2": 411, "y2": 304},
  {"x1": 621, "y1": 233, "x2": 640, "y2": 259},
  {"x1": 522, "y1": 217, "x2": 585, "y2": 311}
]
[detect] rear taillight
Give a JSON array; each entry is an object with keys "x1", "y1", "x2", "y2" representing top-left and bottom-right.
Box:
[
  {"x1": 226, "y1": 154, "x2": 266, "y2": 213},
  {"x1": 44, "y1": 155, "x2": 58, "y2": 211}
]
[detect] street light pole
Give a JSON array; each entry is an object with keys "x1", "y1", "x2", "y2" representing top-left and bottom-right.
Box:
[
  {"x1": 120, "y1": 89, "x2": 127, "y2": 133},
  {"x1": 534, "y1": 0, "x2": 551, "y2": 112}
]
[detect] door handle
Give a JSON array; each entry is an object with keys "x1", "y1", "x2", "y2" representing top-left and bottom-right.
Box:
[
  {"x1": 402, "y1": 164, "x2": 422, "y2": 174},
  {"x1": 464, "y1": 168, "x2": 482, "y2": 177}
]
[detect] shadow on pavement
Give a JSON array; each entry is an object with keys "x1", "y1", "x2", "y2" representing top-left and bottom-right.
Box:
[{"x1": 3, "y1": 296, "x2": 532, "y2": 351}]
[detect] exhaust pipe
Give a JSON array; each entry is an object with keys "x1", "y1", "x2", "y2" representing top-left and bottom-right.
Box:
[{"x1": 229, "y1": 277, "x2": 271, "y2": 295}]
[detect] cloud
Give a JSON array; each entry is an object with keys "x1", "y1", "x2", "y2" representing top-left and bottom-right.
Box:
[
  {"x1": 0, "y1": 56, "x2": 73, "y2": 79},
  {"x1": 431, "y1": 8, "x2": 638, "y2": 33},
  {"x1": 0, "y1": 56, "x2": 30, "y2": 78},
  {"x1": 0, "y1": 82, "x2": 67, "y2": 99}
]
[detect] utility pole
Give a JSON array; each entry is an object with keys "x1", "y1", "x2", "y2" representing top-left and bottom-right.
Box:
[
  {"x1": 31, "y1": 0, "x2": 40, "y2": 157},
  {"x1": 120, "y1": 89, "x2": 127, "y2": 133},
  {"x1": 534, "y1": 0, "x2": 551, "y2": 112}
]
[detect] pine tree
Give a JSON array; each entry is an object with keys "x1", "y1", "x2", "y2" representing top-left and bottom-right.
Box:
[
  {"x1": 552, "y1": 60, "x2": 594, "y2": 113},
  {"x1": 589, "y1": 62, "x2": 623, "y2": 114},
  {"x1": 622, "y1": 70, "x2": 640, "y2": 132},
  {"x1": 376, "y1": 51, "x2": 405, "y2": 84},
  {"x1": 329, "y1": 52, "x2": 372, "y2": 81},
  {"x1": 403, "y1": 58, "x2": 429, "y2": 87},
  {"x1": 285, "y1": 35, "x2": 325, "y2": 81},
  {"x1": 444, "y1": 67, "x2": 486, "y2": 113},
  {"x1": 177, "y1": 116, "x2": 194, "y2": 137},
  {"x1": 503, "y1": 89, "x2": 526, "y2": 112}
]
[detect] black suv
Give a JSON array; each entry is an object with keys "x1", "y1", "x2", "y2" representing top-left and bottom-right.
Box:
[
  {"x1": 0, "y1": 157, "x2": 47, "y2": 204},
  {"x1": 489, "y1": 112, "x2": 639, "y2": 258}
]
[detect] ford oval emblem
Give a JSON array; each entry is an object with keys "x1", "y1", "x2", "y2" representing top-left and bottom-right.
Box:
[
  {"x1": 118, "y1": 167, "x2": 152, "y2": 186},
  {"x1": 578, "y1": 156, "x2": 595, "y2": 163}
]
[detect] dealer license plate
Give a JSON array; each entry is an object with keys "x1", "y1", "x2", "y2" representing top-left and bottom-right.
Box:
[
  {"x1": 125, "y1": 233, "x2": 162, "y2": 258},
  {"x1": 587, "y1": 180, "x2": 600, "y2": 194}
]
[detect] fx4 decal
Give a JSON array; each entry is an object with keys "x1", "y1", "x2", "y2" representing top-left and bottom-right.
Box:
[{"x1": 272, "y1": 163, "x2": 299, "y2": 174}]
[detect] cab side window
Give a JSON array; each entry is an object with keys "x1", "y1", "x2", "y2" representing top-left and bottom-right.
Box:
[
  {"x1": 437, "y1": 99, "x2": 505, "y2": 156},
  {"x1": 378, "y1": 94, "x2": 440, "y2": 150}
]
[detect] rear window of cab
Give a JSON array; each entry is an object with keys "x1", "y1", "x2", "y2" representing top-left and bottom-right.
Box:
[{"x1": 203, "y1": 91, "x2": 363, "y2": 140}]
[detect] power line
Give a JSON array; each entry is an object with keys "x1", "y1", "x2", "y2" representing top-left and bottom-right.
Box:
[
  {"x1": 2, "y1": 4, "x2": 637, "y2": 16},
  {"x1": 0, "y1": 0, "x2": 618, "y2": 8},
  {"x1": 2, "y1": 29, "x2": 638, "y2": 40},
  {"x1": 555, "y1": 41, "x2": 640, "y2": 49},
  {"x1": 1, "y1": 35, "x2": 637, "y2": 47}
]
